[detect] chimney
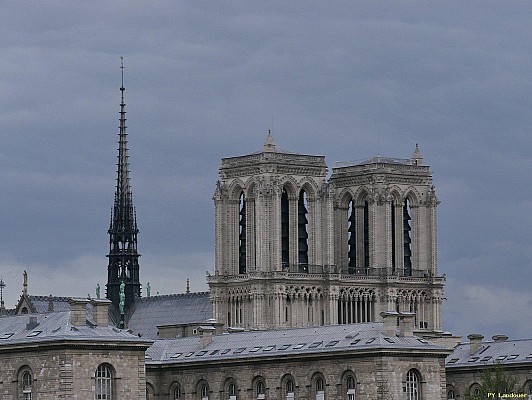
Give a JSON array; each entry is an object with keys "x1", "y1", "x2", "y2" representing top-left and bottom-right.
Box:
[
  {"x1": 199, "y1": 326, "x2": 216, "y2": 349},
  {"x1": 90, "y1": 299, "x2": 111, "y2": 327},
  {"x1": 398, "y1": 312, "x2": 416, "y2": 337},
  {"x1": 467, "y1": 334, "x2": 484, "y2": 354},
  {"x1": 68, "y1": 298, "x2": 90, "y2": 327},
  {"x1": 380, "y1": 311, "x2": 399, "y2": 337},
  {"x1": 48, "y1": 294, "x2": 54, "y2": 312},
  {"x1": 26, "y1": 316, "x2": 39, "y2": 330},
  {"x1": 492, "y1": 334, "x2": 508, "y2": 342}
]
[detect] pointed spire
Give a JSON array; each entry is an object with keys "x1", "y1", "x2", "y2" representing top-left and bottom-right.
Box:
[
  {"x1": 412, "y1": 143, "x2": 423, "y2": 166},
  {"x1": 263, "y1": 129, "x2": 277, "y2": 153},
  {"x1": 106, "y1": 58, "x2": 141, "y2": 317},
  {"x1": 0, "y1": 277, "x2": 5, "y2": 312}
]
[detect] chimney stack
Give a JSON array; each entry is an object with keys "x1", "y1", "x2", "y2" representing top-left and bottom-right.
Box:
[
  {"x1": 398, "y1": 312, "x2": 416, "y2": 337},
  {"x1": 90, "y1": 299, "x2": 111, "y2": 327},
  {"x1": 68, "y1": 298, "x2": 90, "y2": 327},
  {"x1": 380, "y1": 311, "x2": 399, "y2": 337},
  {"x1": 199, "y1": 326, "x2": 216, "y2": 349},
  {"x1": 467, "y1": 334, "x2": 484, "y2": 354}
]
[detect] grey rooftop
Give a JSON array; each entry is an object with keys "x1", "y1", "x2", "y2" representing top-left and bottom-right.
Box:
[
  {"x1": 146, "y1": 322, "x2": 449, "y2": 365},
  {"x1": 446, "y1": 338, "x2": 532, "y2": 369}
]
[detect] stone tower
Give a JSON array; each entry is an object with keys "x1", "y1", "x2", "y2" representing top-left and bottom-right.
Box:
[
  {"x1": 209, "y1": 135, "x2": 444, "y2": 335},
  {"x1": 106, "y1": 63, "x2": 141, "y2": 316}
]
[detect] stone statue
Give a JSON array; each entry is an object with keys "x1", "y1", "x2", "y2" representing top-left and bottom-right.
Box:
[
  {"x1": 119, "y1": 281, "x2": 125, "y2": 315},
  {"x1": 96, "y1": 283, "x2": 100, "y2": 299},
  {"x1": 146, "y1": 282, "x2": 151, "y2": 297}
]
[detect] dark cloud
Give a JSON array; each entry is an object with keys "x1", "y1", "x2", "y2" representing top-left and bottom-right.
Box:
[{"x1": 0, "y1": 1, "x2": 531, "y2": 340}]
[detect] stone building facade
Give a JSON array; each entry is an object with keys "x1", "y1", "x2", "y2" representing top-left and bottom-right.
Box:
[
  {"x1": 445, "y1": 335, "x2": 532, "y2": 399},
  {"x1": 209, "y1": 135, "x2": 444, "y2": 334},
  {"x1": 0, "y1": 299, "x2": 151, "y2": 400},
  {"x1": 145, "y1": 315, "x2": 450, "y2": 400}
]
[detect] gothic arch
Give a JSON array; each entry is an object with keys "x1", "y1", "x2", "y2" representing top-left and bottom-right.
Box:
[
  {"x1": 354, "y1": 187, "x2": 371, "y2": 206},
  {"x1": 337, "y1": 188, "x2": 356, "y2": 209},
  {"x1": 389, "y1": 186, "x2": 402, "y2": 203},
  {"x1": 403, "y1": 187, "x2": 422, "y2": 206},
  {"x1": 228, "y1": 179, "x2": 247, "y2": 200},
  {"x1": 279, "y1": 177, "x2": 298, "y2": 199},
  {"x1": 245, "y1": 181, "x2": 257, "y2": 199},
  {"x1": 298, "y1": 179, "x2": 319, "y2": 201}
]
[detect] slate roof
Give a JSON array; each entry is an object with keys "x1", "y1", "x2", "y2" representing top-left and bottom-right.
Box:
[
  {"x1": 127, "y1": 292, "x2": 212, "y2": 339},
  {"x1": 0, "y1": 311, "x2": 151, "y2": 348},
  {"x1": 146, "y1": 322, "x2": 450, "y2": 365},
  {"x1": 28, "y1": 295, "x2": 71, "y2": 313},
  {"x1": 446, "y1": 339, "x2": 532, "y2": 369}
]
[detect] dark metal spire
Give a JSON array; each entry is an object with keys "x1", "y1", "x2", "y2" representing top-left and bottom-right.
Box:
[{"x1": 106, "y1": 58, "x2": 141, "y2": 320}]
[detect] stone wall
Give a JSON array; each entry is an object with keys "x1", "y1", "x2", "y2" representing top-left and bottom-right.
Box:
[{"x1": 0, "y1": 345, "x2": 147, "y2": 400}]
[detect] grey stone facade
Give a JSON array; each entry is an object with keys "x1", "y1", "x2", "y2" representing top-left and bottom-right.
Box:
[{"x1": 209, "y1": 136, "x2": 444, "y2": 334}]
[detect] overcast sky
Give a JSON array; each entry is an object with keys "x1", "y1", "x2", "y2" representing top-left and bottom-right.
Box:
[{"x1": 0, "y1": 1, "x2": 531, "y2": 340}]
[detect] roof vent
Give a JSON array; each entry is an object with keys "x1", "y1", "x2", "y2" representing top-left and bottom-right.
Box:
[{"x1": 492, "y1": 334, "x2": 509, "y2": 342}]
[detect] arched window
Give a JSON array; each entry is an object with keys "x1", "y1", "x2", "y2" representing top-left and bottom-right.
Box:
[
  {"x1": 21, "y1": 307, "x2": 28, "y2": 314},
  {"x1": 526, "y1": 381, "x2": 532, "y2": 395},
  {"x1": 95, "y1": 364, "x2": 113, "y2": 400},
  {"x1": 469, "y1": 384, "x2": 481, "y2": 398},
  {"x1": 363, "y1": 201, "x2": 370, "y2": 273},
  {"x1": 315, "y1": 377, "x2": 325, "y2": 400},
  {"x1": 298, "y1": 190, "x2": 309, "y2": 272},
  {"x1": 256, "y1": 380, "x2": 265, "y2": 400},
  {"x1": 285, "y1": 379, "x2": 295, "y2": 400},
  {"x1": 22, "y1": 370, "x2": 32, "y2": 400},
  {"x1": 174, "y1": 385, "x2": 183, "y2": 400},
  {"x1": 228, "y1": 383, "x2": 237, "y2": 400},
  {"x1": 446, "y1": 388, "x2": 455, "y2": 399},
  {"x1": 406, "y1": 369, "x2": 421, "y2": 400},
  {"x1": 346, "y1": 376, "x2": 356, "y2": 400},
  {"x1": 403, "y1": 198, "x2": 412, "y2": 276},
  {"x1": 239, "y1": 192, "x2": 246, "y2": 274},
  {"x1": 347, "y1": 199, "x2": 356, "y2": 274},
  {"x1": 200, "y1": 383, "x2": 209, "y2": 400},
  {"x1": 281, "y1": 189, "x2": 290, "y2": 269}
]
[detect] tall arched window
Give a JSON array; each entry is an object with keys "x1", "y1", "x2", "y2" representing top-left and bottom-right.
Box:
[
  {"x1": 298, "y1": 190, "x2": 309, "y2": 272},
  {"x1": 200, "y1": 383, "x2": 209, "y2": 400},
  {"x1": 315, "y1": 377, "x2": 325, "y2": 400},
  {"x1": 363, "y1": 201, "x2": 370, "y2": 273},
  {"x1": 256, "y1": 381, "x2": 265, "y2": 400},
  {"x1": 95, "y1": 364, "x2": 113, "y2": 400},
  {"x1": 174, "y1": 385, "x2": 183, "y2": 400},
  {"x1": 347, "y1": 199, "x2": 356, "y2": 274},
  {"x1": 406, "y1": 369, "x2": 421, "y2": 400},
  {"x1": 346, "y1": 376, "x2": 355, "y2": 400},
  {"x1": 403, "y1": 199, "x2": 412, "y2": 276},
  {"x1": 285, "y1": 378, "x2": 295, "y2": 400},
  {"x1": 22, "y1": 370, "x2": 32, "y2": 400},
  {"x1": 229, "y1": 383, "x2": 237, "y2": 400},
  {"x1": 281, "y1": 189, "x2": 290, "y2": 269},
  {"x1": 238, "y1": 192, "x2": 246, "y2": 274},
  {"x1": 391, "y1": 199, "x2": 396, "y2": 274},
  {"x1": 446, "y1": 388, "x2": 455, "y2": 399}
]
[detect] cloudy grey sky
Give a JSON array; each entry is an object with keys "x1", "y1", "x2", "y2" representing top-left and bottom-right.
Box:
[{"x1": 0, "y1": 1, "x2": 531, "y2": 339}]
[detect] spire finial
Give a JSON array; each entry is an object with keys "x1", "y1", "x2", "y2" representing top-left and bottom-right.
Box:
[
  {"x1": 120, "y1": 57, "x2": 125, "y2": 89},
  {"x1": 186, "y1": 278, "x2": 190, "y2": 294},
  {"x1": 0, "y1": 276, "x2": 5, "y2": 311},
  {"x1": 264, "y1": 129, "x2": 276, "y2": 153},
  {"x1": 412, "y1": 143, "x2": 423, "y2": 166}
]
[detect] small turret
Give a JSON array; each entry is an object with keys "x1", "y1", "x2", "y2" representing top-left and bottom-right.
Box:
[{"x1": 412, "y1": 143, "x2": 423, "y2": 165}]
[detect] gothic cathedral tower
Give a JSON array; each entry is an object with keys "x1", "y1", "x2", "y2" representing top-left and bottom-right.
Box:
[
  {"x1": 106, "y1": 63, "x2": 141, "y2": 315},
  {"x1": 209, "y1": 134, "x2": 445, "y2": 335}
]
